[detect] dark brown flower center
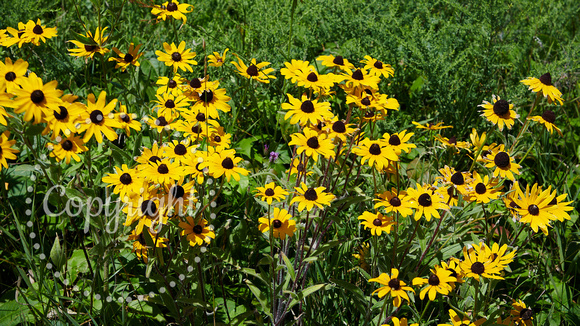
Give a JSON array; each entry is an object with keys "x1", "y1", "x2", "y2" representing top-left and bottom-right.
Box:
[
  {"x1": 90, "y1": 110, "x2": 104, "y2": 124},
  {"x1": 30, "y1": 90, "x2": 45, "y2": 104},
  {"x1": 121, "y1": 113, "x2": 131, "y2": 123},
  {"x1": 124, "y1": 53, "x2": 134, "y2": 62},
  {"x1": 306, "y1": 136, "x2": 319, "y2": 149},
  {"x1": 509, "y1": 200, "x2": 520, "y2": 209},
  {"x1": 157, "y1": 163, "x2": 169, "y2": 174},
  {"x1": 213, "y1": 135, "x2": 221, "y2": 143},
  {"x1": 493, "y1": 99, "x2": 510, "y2": 116},
  {"x1": 542, "y1": 110, "x2": 556, "y2": 124},
  {"x1": 332, "y1": 121, "x2": 346, "y2": 133},
  {"x1": 170, "y1": 185, "x2": 185, "y2": 199},
  {"x1": 196, "y1": 112, "x2": 206, "y2": 122},
  {"x1": 447, "y1": 186, "x2": 456, "y2": 198},
  {"x1": 193, "y1": 225, "x2": 203, "y2": 234},
  {"x1": 372, "y1": 218, "x2": 382, "y2": 226},
  {"x1": 138, "y1": 233, "x2": 147, "y2": 245},
  {"x1": 149, "y1": 156, "x2": 161, "y2": 164},
  {"x1": 33, "y1": 25, "x2": 44, "y2": 35},
  {"x1": 388, "y1": 135, "x2": 401, "y2": 146},
  {"x1": 167, "y1": 1, "x2": 178, "y2": 11},
  {"x1": 389, "y1": 196, "x2": 402, "y2": 207},
  {"x1": 549, "y1": 196, "x2": 557, "y2": 206},
  {"x1": 300, "y1": 100, "x2": 315, "y2": 113},
  {"x1": 190, "y1": 78, "x2": 201, "y2": 88},
  {"x1": 304, "y1": 188, "x2": 318, "y2": 201},
  {"x1": 174, "y1": 144, "x2": 187, "y2": 155},
  {"x1": 369, "y1": 143, "x2": 381, "y2": 155},
  {"x1": 428, "y1": 274, "x2": 440, "y2": 286},
  {"x1": 450, "y1": 172, "x2": 464, "y2": 185},
  {"x1": 246, "y1": 64, "x2": 259, "y2": 76},
  {"x1": 373, "y1": 60, "x2": 383, "y2": 69},
  {"x1": 448, "y1": 136, "x2": 457, "y2": 145},
  {"x1": 119, "y1": 173, "x2": 132, "y2": 185},
  {"x1": 171, "y1": 52, "x2": 182, "y2": 62},
  {"x1": 141, "y1": 200, "x2": 157, "y2": 217},
  {"x1": 165, "y1": 99, "x2": 175, "y2": 108},
  {"x1": 520, "y1": 308, "x2": 533, "y2": 320},
  {"x1": 528, "y1": 204, "x2": 539, "y2": 215},
  {"x1": 4, "y1": 72, "x2": 16, "y2": 82},
  {"x1": 471, "y1": 262, "x2": 485, "y2": 274},
  {"x1": 168, "y1": 79, "x2": 178, "y2": 88},
  {"x1": 361, "y1": 98, "x2": 371, "y2": 106},
  {"x1": 296, "y1": 163, "x2": 304, "y2": 172},
  {"x1": 418, "y1": 193, "x2": 432, "y2": 207},
  {"x1": 333, "y1": 56, "x2": 344, "y2": 65},
  {"x1": 388, "y1": 278, "x2": 401, "y2": 290},
  {"x1": 200, "y1": 90, "x2": 213, "y2": 103},
  {"x1": 221, "y1": 157, "x2": 234, "y2": 169},
  {"x1": 191, "y1": 125, "x2": 201, "y2": 134},
  {"x1": 273, "y1": 219, "x2": 282, "y2": 228},
  {"x1": 494, "y1": 152, "x2": 510, "y2": 168},
  {"x1": 156, "y1": 116, "x2": 168, "y2": 126},
  {"x1": 306, "y1": 72, "x2": 318, "y2": 82},
  {"x1": 364, "y1": 110, "x2": 375, "y2": 118},
  {"x1": 264, "y1": 188, "x2": 275, "y2": 196},
  {"x1": 475, "y1": 183, "x2": 487, "y2": 194},
  {"x1": 84, "y1": 44, "x2": 97, "y2": 52},
  {"x1": 61, "y1": 140, "x2": 73, "y2": 151},
  {"x1": 54, "y1": 106, "x2": 69, "y2": 120},
  {"x1": 351, "y1": 69, "x2": 364, "y2": 81},
  {"x1": 539, "y1": 73, "x2": 552, "y2": 86}
]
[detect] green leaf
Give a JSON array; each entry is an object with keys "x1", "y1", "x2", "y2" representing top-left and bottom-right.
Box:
[
  {"x1": 280, "y1": 252, "x2": 296, "y2": 282},
  {"x1": 50, "y1": 234, "x2": 65, "y2": 270},
  {"x1": 287, "y1": 283, "x2": 327, "y2": 309},
  {"x1": 245, "y1": 279, "x2": 272, "y2": 317}
]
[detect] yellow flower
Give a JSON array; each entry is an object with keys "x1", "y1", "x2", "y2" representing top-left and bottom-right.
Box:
[
  {"x1": 360, "y1": 55, "x2": 394, "y2": 78},
  {"x1": 258, "y1": 207, "x2": 296, "y2": 240},
  {"x1": 288, "y1": 128, "x2": 335, "y2": 162},
  {"x1": 202, "y1": 148, "x2": 249, "y2": 182},
  {"x1": 484, "y1": 149, "x2": 520, "y2": 181},
  {"x1": 109, "y1": 43, "x2": 143, "y2": 71},
  {"x1": 156, "y1": 41, "x2": 198, "y2": 73},
  {"x1": 11, "y1": 72, "x2": 63, "y2": 124},
  {"x1": 369, "y1": 269, "x2": 414, "y2": 307},
  {"x1": 82, "y1": 91, "x2": 122, "y2": 143},
  {"x1": 381, "y1": 130, "x2": 416, "y2": 155},
  {"x1": 358, "y1": 211, "x2": 396, "y2": 236},
  {"x1": 47, "y1": 134, "x2": 88, "y2": 164},
  {"x1": 179, "y1": 217, "x2": 215, "y2": 247},
  {"x1": 317, "y1": 54, "x2": 355, "y2": 71},
  {"x1": 21, "y1": 19, "x2": 57, "y2": 46},
  {"x1": 102, "y1": 164, "x2": 145, "y2": 199},
  {"x1": 510, "y1": 300, "x2": 534, "y2": 326},
  {"x1": 255, "y1": 182, "x2": 289, "y2": 205},
  {"x1": 521, "y1": 73, "x2": 564, "y2": 105},
  {"x1": 68, "y1": 27, "x2": 110, "y2": 59},
  {"x1": 151, "y1": 0, "x2": 193, "y2": 23},
  {"x1": 407, "y1": 183, "x2": 449, "y2": 221},
  {"x1": 0, "y1": 131, "x2": 19, "y2": 170},
  {"x1": 0, "y1": 57, "x2": 28, "y2": 93},
  {"x1": 231, "y1": 56, "x2": 275, "y2": 83},
  {"x1": 282, "y1": 94, "x2": 333, "y2": 126},
  {"x1": 290, "y1": 182, "x2": 335, "y2": 212},
  {"x1": 528, "y1": 110, "x2": 562, "y2": 136},
  {"x1": 513, "y1": 183, "x2": 558, "y2": 235},
  {"x1": 412, "y1": 265, "x2": 457, "y2": 301},
  {"x1": 479, "y1": 95, "x2": 518, "y2": 131},
  {"x1": 374, "y1": 188, "x2": 414, "y2": 217},
  {"x1": 412, "y1": 121, "x2": 453, "y2": 130},
  {"x1": 459, "y1": 243, "x2": 506, "y2": 281},
  {"x1": 342, "y1": 68, "x2": 381, "y2": 90},
  {"x1": 207, "y1": 48, "x2": 229, "y2": 67},
  {"x1": 438, "y1": 309, "x2": 486, "y2": 326},
  {"x1": 353, "y1": 138, "x2": 398, "y2": 170}
]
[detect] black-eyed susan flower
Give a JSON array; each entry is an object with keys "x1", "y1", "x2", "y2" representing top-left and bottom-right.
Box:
[
  {"x1": 434, "y1": 134, "x2": 471, "y2": 151},
  {"x1": 115, "y1": 105, "x2": 141, "y2": 136},
  {"x1": 369, "y1": 269, "x2": 414, "y2": 307},
  {"x1": 358, "y1": 211, "x2": 396, "y2": 236},
  {"x1": 438, "y1": 309, "x2": 486, "y2": 326},
  {"x1": 208, "y1": 48, "x2": 229, "y2": 67},
  {"x1": 128, "y1": 229, "x2": 168, "y2": 263},
  {"x1": 136, "y1": 141, "x2": 164, "y2": 169},
  {"x1": 407, "y1": 183, "x2": 449, "y2": 221},
  {"x1": 469, "y1": 128, "x2": 487, "y2": 151},
  {"x1": 258, "y1": 207, "x2": 296, "y2": 240},
  {"x1": 477, "y1": 242, "x2": 516, "y2": 270},
  {"x1": 545, "y1": 187, "x2": 574, "y2": 222},
  {"x1": 296, "y1": 70, "x2": 342, "y2": 91},
  {"x1": 109, "y1": 43, "x2": 143, "y2": 71},
  {"x1": 182, "y1": 149, "x2": 209, "y2": 184},
  {"x1": 42, "y1": 94, "x2": 86, "y2": 139},
  {"x1": 528, "y1": 110, "x2": 562, "y2": 136},
  {"x1": 47, "y1": 135, "x2": 87, "y2": 164},
  {"x1": 163, "y1": 139, "x2": 192, "y2": 165},
  {"x1": 190, "y1": 80, "x2": 232, "y2": 119},
  {"x1": 412, "y1": 121, "x2": 453, "y2": 130},
  {"x1": 151, "y1": 0, "x2": 193, "y2": 23},
  {"x1": 0, "y1": 94, "x2": 12, "y2": 126},
  {"x1": 231, "y1": 56, "x2": 275, "y2": 83},
  {"x1": 436, "y1": 185, "x2": 460, "y2": 207},
  {"x1": 510, "y1": 300, "x2": 534, "y2": 326},
  {"x1": 513, "y1": 183, "x2": 557, "y2": 235},
  {"x1": 175, "y1": 117, "x2": 215, "y2": 143},
  {"x1": 280, "y1": 59, "x2": 312, "y2": 83},
  {"x1": 342, "y1": 68, "x2": 381, "y2": 90},
  {"x1": 82, "y1": 91, "x2": 121, "y2": 143},
  {"x1": 68, "y1": 27, "x2": 110, "y2": 59},
  {"x1": 283, "y1": 94, "x2": 333, "y2": 126},
  {"x1": 202, "y1": 148, "x2": 249, "y2": 182},
  {"x1": 102, "y1": 164, "x2": 144, "y2": 199},
  {"x1": 179, "y1": 217, "x2": 215, "y2": 247},
  {"x1": 156, "y1": 74, "x2": 185, "y2": 96},
  {"x1": 440, "y1": 258, "x2": 464, "y2": 285},
  {"x1": 412, "y1": 266, "x2": 457, "y2": 301},
  {"x1": 153, "y1": 92, "x2": 190, "y2": 116},
  {"x1": 208, "y1": 127, "x2": 231, "y2": 148},
  {"x1": 2, "y1": 23, "x2": 28, "y2": 48},
  {"x1": 0, "y1": 131, "x2": 18, "y2": 169},
  {"x1": 156, "y1": 41, "x2": 197, "y2": 73},
  {"x1": 0, "y1": 57, "x2": 28, "y2": 93},
  {"x1": 438, "y1": 166, "x2": 473, "y2": 196},
  {"x1": 374, "y1": 188, "x2": 414, "y2": 217},
  {"x1": 255, "y1": 182, "x2": 289, "y2": 205},
  {"x1": 479, "y1": 95, "x2": 518, "y2": 131},
  {"x1": 521, "y1": 73, "x2": 563, "y2": 105},
  {"x1": 381, "y1": 130, "x2": 416, "y2": 155},
  {"x1": 386, "y1": 317, "x2": 418, "y2": 326},
  {"x1": 22, "y1": 19, "x2": 57, "y2": 46},
  {"x1": 143, "y1": 159, "x2": 184, "y2": 186},
  {"x1": 485, "y1": 149, "x2": 520, "y2": 181},
  {"x1": 353, "y1": 138, "x2": 398, "y2": 170},
  {"x1": 324, "y1": 117, "x2": 356, "y2": 142},
  {"x1": 287, "y1": 157, "x2": 312, "y2": 176},
  {"x1": 466, "y1": 172, "x2": 501, "y2": 204},
  {"x1": 459, "y1": 243, "x2": 505, "y2": 281},
  {"x1": 147, "y1": 110, "x2": 180, "y2": 133},
  {"x1": 12, "y1": 72, "x2": 62, "y2": 124},
  {"x1": 317, "y1": 54, "x2": 355, "y2": 71},
  {"x1": 288, "y1": 128, "x2": 335, "y2": 162},
  {"x1": 361, "y1": 55, "x2": 394, "y2": 78},
  {"x1": 290, "y1": 182, "x2": 335, "y2": 212},
  {"x1": 163, "y1": 179, "x2": 196, "y2": 213}
]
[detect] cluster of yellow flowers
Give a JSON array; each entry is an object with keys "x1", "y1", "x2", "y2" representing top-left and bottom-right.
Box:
[{"x1": 0, "y1": 19, "x2": 57, "y2": 47}]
